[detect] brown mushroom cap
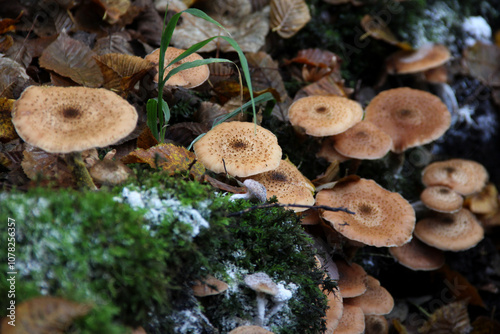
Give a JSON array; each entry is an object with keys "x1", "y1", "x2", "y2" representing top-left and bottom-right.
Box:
[
  {"x1": 335, "y1": 260, "x2": 368, "y2": 298},
  {"x1": 244, "y1": 272, "x2": 278, "y2": 296},
  {"x1": 191, "y1": 275, "x2": 229, "y2": 297},
  {"x1": 335, "y1": 304, "x2": 365, "y2": 334},
  {"x1": 332, "y1": 120, "x2": 393, "y2": 160},
  {"x1": 324, "y1": 290, "x2": 343, "y2": 334},
  {"x1": 12, "y1": 86, "x2": 138, "y2": 154},
  {"x1": 364, "y1": 88, "x2": 451, "y2": 153},
  {"x1": 465, "y1": 183, "x2": 499, "y2": 215},
  {"x1": 248, "y1": 159, "x2": 315, "y2": 212},
  {"x1": 316, "y1": 178, "x2": 415, "y2": 247},
  {"x1": 316, "y1": 136, "x2": 350, "y2": 163},
  {"x1": 344, "y1": 276, "x2": 394, "y2": 315},
  {"x1": 364, "y1": 315, "x2": 389, "y2": 334},
  {"x1": 145, "y1": 47, "x2": 209, "y2": 88},
  {"x1": 228, "y1": 326, "x2": 274, "y2": 334},
  {"x1": 386, "y1": 44, "x2": 451, "y2": 74},
  {"x1": 288, "y1": 95, "x2": 363, "y2": 137},
  {"x1": 414, "y1": 208, "x2": 484, "y2": 251},
  {"x1": 193, "y1": 121, "x2": 282, "y2": 177},
  {"x1": 420, "y1": 185, "x2": 464, "y2": 213},
  {"x1": 422, "y1": 159, "x2": 489, "y2": 196},
  {"x1": 389, "y1": 238, "x2": 445, "y2": 271},
  {"x1": 89, "y1": 160, "x2": 134, "y2": 186}
]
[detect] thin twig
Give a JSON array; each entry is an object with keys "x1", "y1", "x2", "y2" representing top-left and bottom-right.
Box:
[{"x1": 226, "y1": 203, "x2": 355, "y2": 217}]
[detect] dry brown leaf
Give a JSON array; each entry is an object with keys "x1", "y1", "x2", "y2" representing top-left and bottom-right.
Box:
[
  {"x1": 95, "y1": 53, "x2": 154, "y2": 94},
  {"x1": 295, "y1": 71, "x2": 351, "y2": 100},
  {"x1": 0, "y1": 97, "x2": 17, "y2": 143},
  {"x1": 50, "y1": 72, "x2": 79, "y2": 87},
  {"x1": 93, "y1": 0, "x2": 131, "y2": 24},
  {"x1": 463, "y1": 42, "x2": 500, "y2": 87},
  {"x1": 0, "y1": 55, "x2": 31, "y2": 98},
  {"x1": 39, "y1": 30, "x2": 104, "y2": 87},
  {"x1": 1, "y1": 296, "x2": 92, "y2": 334},
  {"x1": 437, "y1": 265, "x2": 486, "y2": 308},
  {"x1": 121, "y1": 143, "x2": 205, "y2": 180},
  {"x1": 471, "y1": 316, "x2": 500, "y2": 334},
  {"x1": 289, "y1": 48, "x2": 340, "y2": 68},
  {"x1": 360, "y1": 15, "x2": 413, "y2": 50},
  {"x1": 194, "y1": 101, "x2": 245, "y2": 127},
  {"x1": 165, "y1": 122, "x2": 210, "y2": 147},
  {"x1": 137, "y1": 126, "x2": 159, "y2": 149},
  {"x1": 0, "y1": 35, "x2": 14, "y2": 53},
  {"x1": 270, "y1": 0, "x2": 311, "y2": 39},
  {"x1": 93, "y1": 32, "x2": 135, "y2": 55},
  {"x1": 419, "y1": 300, "x2": 471, "y2": 334}
]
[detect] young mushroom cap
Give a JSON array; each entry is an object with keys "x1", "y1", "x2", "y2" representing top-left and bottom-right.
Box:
[
  {"x1": 422, "y1": 159, "x2": 489, "y2": 196},
  {"x1": 89, "y1": 160, "x2": 134, "y2": 186},
  {"x1": 389, "y1": 238, "x2": 445, "y2": 271},
  {"x1": 343, "y1": 275, "x2": 394, "y2": 315},
  {"x1": 316, "y1": 178, "x2": 415, "y2": 247},
  {"x1": 288, "y1": 95, "x2": 363, "y2": 137},
  {"x1": 364, "y1": 88, "x2": 451, "y2": 153},
  {"x1": 244, "y1": 272, "x2": 279, "y2": 296},
  {"x1": 248, "y1": 159, "x2": 315, "y2": 212},
  {"x1": 386, "y1": 43, "x2": 451, "y2": 74},
  {"x1": 414, "y1": 208, "x2": 484, "y2": 251},
  {"x1": 193, "y1": 121, "x2": 282, "y2": 177},
  {"x1": 364, "y1": 315, "x2": 389, "y2": 334},
  {"x1": 334, "y1": 303, "x2": 365, "y2": 334},
  {"x1": 335, "y1": 260, "x2": 368, "y2": 298},
  {"x1": 145, "y1": 47, "x2": 209, "y2": 88},
  {"x1": 420, "y1": 185, "x2": 464, "y2": 213},
  {"x1": 12, "y1": 86, "x2": 138, "y2": 154},
  {"x1": 332, "y1": 120, "x2": 393, "y2": 160}
]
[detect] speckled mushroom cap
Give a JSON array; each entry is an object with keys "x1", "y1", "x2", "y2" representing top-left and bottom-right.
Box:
[
  {"x1": 422, "y1": 159, "x2": 488, "y2": 196},
  {"x1": 316, "y1": 178, "x2": 415, "y2": 247},
  {"x1": 193, "y1": 121, "x2": 282, "y2": 177},
  {"x1": 145, "y1": 47, "x2": 209, "y2": 88},
  {"x1": 389, "y1": 238, "x2": 445, "y2": 271},
  {"x1": 420, "y1": 185, "x2": 464, "y2": 213},
  {"x1": 248, "y1": 159, "x2": 315, "y2": 212},
  {"x1": 288, "y1": 95, "x2": 363, "y2": 137},
  {"x1": 335, "y1": 260, "x2": 367, "y2": 298},
  {"x1": 332, "y1": 120, "x2": 393, "y2": 160},
  {"x1": 324, "y1": 290, "x2": 343, "y2": 334},
  {"x1": 12, "y1": 86, "x2": 138, "y2": 154},
  {"x1": 344, "y1": 276, "x2": 394, "y2": 315},
  {"x1": 228, "y1": 326, "x2": 274, "y2": 334},
  {"x1": 364, "y1": 88, "x2": 451, "y2": 153},
  {"x1": 386, "y1": 43, "x2": 451, "y2": 74},
  {"x1": 414, "y1": 208, "x2": 484, "y2": 251},
  {"x1": 335, "y1": 304, "x2": 365, "y2": 334}
]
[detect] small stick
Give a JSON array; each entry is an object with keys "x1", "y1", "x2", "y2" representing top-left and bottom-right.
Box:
[{"x1": 226, "y1": 203, "x2": 355, "y2": 217}]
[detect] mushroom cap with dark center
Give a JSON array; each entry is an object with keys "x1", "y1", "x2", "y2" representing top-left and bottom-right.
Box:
[
  {"x1": 386, "y1": 43, "x2": 451, "y2": 74},
  {"x1": 12, "y1": 86, "x2": 138, "y2": 153},
  {"x1": 364, "y1": 88, "x2": 451, "y2": 153},
  {"x1": 420, "y1": 185, "x2": 464, "y2": 213}
]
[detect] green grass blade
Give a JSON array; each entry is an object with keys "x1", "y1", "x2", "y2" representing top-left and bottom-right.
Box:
[
  {"x1": 146, "y1": 98, "x2": 159, "y2": 140},
  {"x1": 164, "y1": 58, "x2": 232, "y2": 82}
]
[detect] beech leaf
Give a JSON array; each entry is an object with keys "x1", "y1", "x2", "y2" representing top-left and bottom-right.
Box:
[
  {"x1": 0, "y1": 55, "x2": 30, "y2": 98},
  {"x1": 270, "y1": 0, "x2": 311, "y2": 39},
  {"x1": 0, "y1": 97, "x2": 17, "y2": 142},
  {"x1": 39, "y1": 30, "x2": 104, "y2": 87}
]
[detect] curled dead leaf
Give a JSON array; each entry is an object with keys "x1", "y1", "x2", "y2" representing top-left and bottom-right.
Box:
[
  {"x1": 93, "y1": 0, "x2": 131, "y2": 24},
  {"x1": 270, "y1": 0, "x2": 311, "y2": 39},
  {"x1": 0, "y1": 55, "x2": 31, "y2": 98},
  {"x1": 360, "y1": 15, "x2": 412, "y2": 50},
  {"x1": 0, "y1": 97, "x2": 17, "y2": 142},
  {"x1": 419, "y1": 300, "x2": 471, "y2": 334},
  {"x1": 194, "y1": 101, "x2": 245, "y2": 128}
]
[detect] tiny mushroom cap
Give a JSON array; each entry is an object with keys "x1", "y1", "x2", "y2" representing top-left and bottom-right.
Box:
[
  {"x1": 332, "y1": 120, "x2": 393, "y2": 160},
  {"x1": 89, "y1": 160, "x2": 134, "y2": 186},
  {"x1": 316, "y1": 178, "x2": 416, "y2": 247},
  {"x1": 248, "y1": 159, "x2": 315, "y2": 212},
  {"x1": 324, "y1": 290, "x2": 343, "y2": 334},
  {"x1": 344, "y1": 275, "x2": 394, "y2": 315},
  {"x1": 145, "y1": 47, "x2": 209, "y2": 88},
  {"x1": 386, "y1": 43, "x2": 451, "y2": 74},
  {"x1": 414, "y1": 208, "x2": 484, "y2": 251},
  {"x1": 288, "y1": 95, "x2": 363, "y2": 137},
  {"x1": 364, "y1": 88, "x2": 451, "y2": 153},
  {"x1": 244, "y1": 272, "x2": 279, "y2": 296},
  {"x1": 335, "y1": 260, "x2": 368, "y2": 298},
  {"x1": 334, "y1": 304, "x2": 365, "y2": 334},
  {"x1": 193, "y1": 121, "x2": 282, "y2": 177},
  {"x1": 389, "y1": 238, "x2": 445, "y2": 271},
  {"x1": 364, "y1": 315, "x2": 389, "y2": 334},
  {"x1": 422, "y1": 159, "x2": 489, "y2": 196},
  {"x1": 228, "y1": 326, "x2": 274, "y2": 334},
  {"x1": 420, "y1": 185, "x2": 464, "y2": 213},
  {"x1": 191, "y1": 275, "x2": 229, "y2": 297},
  {"x1": 12, "y1": 86, "x2": 138, "y2": 154}
]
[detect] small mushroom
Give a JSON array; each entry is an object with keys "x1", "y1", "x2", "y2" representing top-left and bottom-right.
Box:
[
  {"x1": 343, "y1": 276, "x2": 394, "y2": 315},
  {"x1": 90, "y1": 160, "x2": 134, "y2": 186},
  {"x1": 230, "y1": 179, "x2": 267, "y2": 203},
  {"x1": 420, "y1": 185, "x2": 464, "y2": 213},
  {"x1": 386, "y1": 43, "x2": 451, "y2": 75},
  {"x1": 335, "y1": 303, "x2": 365, "y2": 334},
  {"x1": 244, "y1": 272, "x2": 279, "y2": 326},
  {"x1": 335, "y1": 260, "x2": 368, "y2": 298},
  {"x1": 389, "y1": 238, "x2": 445, "y2": 271}
]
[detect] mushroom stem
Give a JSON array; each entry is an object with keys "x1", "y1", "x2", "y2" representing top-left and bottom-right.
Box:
[
  {"x1": 255, "y1": 293, "x2": 268, "y2": 326},
  {"x1": 65, "y1": 152, "x2": 97, "y2": 190}
]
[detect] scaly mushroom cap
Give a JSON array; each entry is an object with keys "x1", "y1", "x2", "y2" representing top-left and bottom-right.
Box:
[
  {"x1": 386, "y1": 43, "x2": 451, "y2": 74},
  {"x1": 193, "y1": 121, "x2": 282, "y2": 177},
  {"x1": 422, "y1": 159, "x2": 489, "y2": 196},
  {"x1": 420, "y1": 185, "x2": 464, "y2": 213},
  {"x1": 288, "y1": 95, "x2": 363, "y2": 137},
  {"x1": 316, "y1": 178, "x2": 415, "y2": 247},
  {"x1": 244, "y1": 272, "x2": 279, "y2": 296},
  {"x1": 335, "y1": 304, "x2": 365, "y2": 334},
  {"x1": 414, "y1": 208, "x2": 484, "y2": 251},
  {"x1": 344, "y1": 276, "x2": 394, "y2": 315},
  {"x1": 389, "y1": 238, "x2": 445, "y2": 271},
  {"x1": 364, "y1": 88, "x2": 451, "y2": 153},
  {"x1": 324, "y1": 290, "x2": 343, "y2": 334},
  {"x1": 332, "y1": 120, "x2": 392, "y2": 160},
  {"x1": 12, "y1": 86, "x2": 138, "y2": 153},
  {"x1": 145, "y1": 47, "x2": 209, "y2": 88},
  {"x1": 248, "y1": 159, "x2": 315, "y2": 212},
  {"x1": 335, "y1": 260, "x2": 368, "y2": 298}
]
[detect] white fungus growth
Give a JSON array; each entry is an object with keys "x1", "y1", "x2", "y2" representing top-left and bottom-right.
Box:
[{"x1": 462, "y1": 16, "x2": 492, "y2": 47}]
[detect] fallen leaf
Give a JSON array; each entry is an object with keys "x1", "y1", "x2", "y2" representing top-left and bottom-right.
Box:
[
  {"x1": 471, "y1": 316, "x2": 500, "y2": 334},
  {"x1": 289, "y1": 48, "x2": 341, "y2": 68},
  {"x1": 122, "y1": 143, "x2": 205, "y2": 180},
  {"x1": 0, "y1": 54, "x2": 31, "y2": 98},
  {"x1": 270, "y1": 0, "x2": 311, "y2": 39},
  {"x1": 0, "y1": 296, "x2": 92, "y2": 334},
  {"x1": 203, "y1": 174, "x2": 245, "y2": 193},
  {"x1": 137, "y1": 126, "x2": 159, "y2": 150},
  {"x1": 463, "y1": 42, "x2": 500, "y2": 87},
  {"x1": 165, "y1": 122, "x2": 210, "y2": 148},
  {"x1": 295, "y1": 71, "x2": 351, "y2": 100},
  {"x1": 0, "y1": 35, "x2": 13, "y2": 53},
  {"x1": 93, "y1": 0, "x2": 131, "y2": 24},
  {"x1": 0, "y1": 14, "x2": 21, "y2": 34},
  {"x1": 437, "y1": 265, "x2": 486, "y2": 308},
  {"x1": 360, "y1": 15, "x2": 413, "y2": 50},
  {"x1": 419, "y1": 300, "x2": 472, "y2": 334},
  {"x1": 0, "y1": 97, "x2": 17, "y2": 143},
  {"x1": 194, "y1": 101, "x2": 245, "y2": 128},
  {"x1": 39, "y1": 30, "x2": 104, "y2": 87},
  {"x1": 464, "y1": 183, "x2": 499, "y2": 215},
  {"x1": 93, "y1": 32, "x2": 135, "y2": 55}
]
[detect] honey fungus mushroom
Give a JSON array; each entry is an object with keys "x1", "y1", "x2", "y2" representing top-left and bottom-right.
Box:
[
  {"x1": 420, "y1": 185, "x2": 464, "y2": 213},
  {"x1": 193, "y1": 121, "x2": 282, "y2": 177},
  {"x1": 385, "y1": 43, "x2": 451, "y2": 75}
]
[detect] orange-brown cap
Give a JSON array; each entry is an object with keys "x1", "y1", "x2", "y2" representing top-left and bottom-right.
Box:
[
  {"x1": 288, "y1": 95, "x2": 363, "y2": 137},
  {"x1": 316, "y1": 136, "x2": 350, "y2": 163},
  {"x1": 386, "y1": 44, "x2": 451, "y2": 74},
  {"x1": 332, "y1": 120, "x2": 392, "y2": 160},
  {"x1": 193, "y1": 121, "x2": 282, "y2": 177},
  {"x1": 248, "y1": 159, "x2": 315, "y2": 212},
  {"x1": 389, "y1": 238, "x2": 445, "y2": 271},
  {"x1": 414, "y1": 208, "x2": 484, "y2": 251},
  {"x1": 334, "y1": 304, "x2": 365, "y2": 334},
  {"x1": 145, "y1": 47, "x2": 209, "y2": 88},
  {"x1": 344, "y1": 276, "x2": 394, "y2": 315},
  {"x1": 335, "y1": 260, "x2": 368, "y2": 298},
  {"x1": 420, "y1": 185, "x2": 464, "y2": 213},
  {"x1": 228, "y1": 326, "x2": 274, "y2": 334},
  {"x1": 191, "y1": 275, "x2": 229, "y2": 297},
  {"x1": 324, "y1": 290, "x2": 343, "y2": 334},
  {"x1": 316, "y1": 178, "x2": 415, "y2": 247},
  {"x1": 422, "y1": 159, "x2": 489, "y2": 196},
  {"x1": 464, "y1": 183, "x2": 499, "y2": 215},
  {"x1": 364, "y1": 88, "x2": 451, "y2": 153},
  {"x1": 364, "y1": 315, "x2": 389, "y2": 334},
  {"x1": 12, "y1": 86, "x2": 138, "y2": 154}
]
